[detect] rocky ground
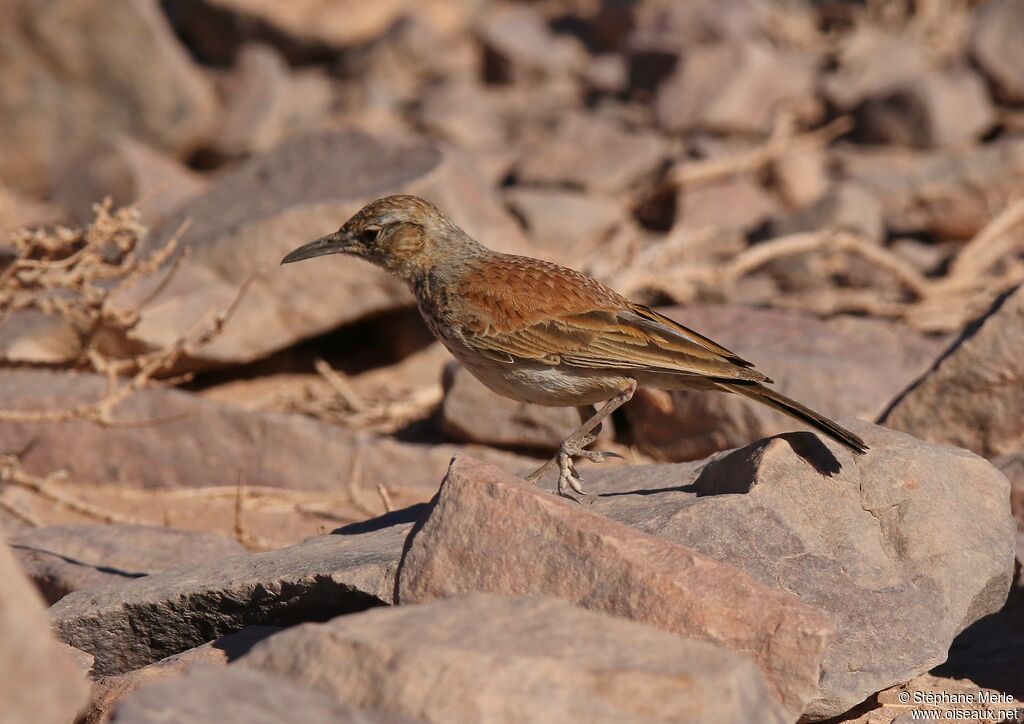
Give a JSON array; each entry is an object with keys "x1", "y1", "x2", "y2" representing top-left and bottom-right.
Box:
[{"x1": 1, "y1": 0, "x2": 1023, "y2": 722}]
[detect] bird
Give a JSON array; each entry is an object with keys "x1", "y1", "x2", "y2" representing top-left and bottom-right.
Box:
[{"x1": 282, "y1": 194, "x2": 867, "y2": 498}]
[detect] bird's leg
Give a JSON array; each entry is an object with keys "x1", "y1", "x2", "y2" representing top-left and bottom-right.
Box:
[{"x1": 526, "y1": 380, "x2": 637, "y2": 499}]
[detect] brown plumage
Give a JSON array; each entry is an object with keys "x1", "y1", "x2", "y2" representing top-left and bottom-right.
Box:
[{"x1": 282, "y1": 194, "x2": 867, "y2": 497}]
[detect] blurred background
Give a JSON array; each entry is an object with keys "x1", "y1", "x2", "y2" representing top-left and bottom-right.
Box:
[{"x1": 0, "y1": 0, "x2": 1022, "y2": 545}]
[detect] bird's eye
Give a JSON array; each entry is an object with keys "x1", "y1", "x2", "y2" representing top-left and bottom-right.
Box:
[{"x1": 360, "y1": 228, "x2": 379, "y2": 244}]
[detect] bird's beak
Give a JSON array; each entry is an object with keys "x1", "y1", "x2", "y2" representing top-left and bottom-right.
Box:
[{"x1": 280, "y1": 231, "x2": 351, "y2": 265}]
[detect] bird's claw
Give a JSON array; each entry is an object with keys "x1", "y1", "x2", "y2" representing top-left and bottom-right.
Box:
[
  {"x1": 556, "y1": 450, "x2": 587, "y2": 502},
  {"x1": 575, "y1": 449, "x2": 623, "y2": 463}
]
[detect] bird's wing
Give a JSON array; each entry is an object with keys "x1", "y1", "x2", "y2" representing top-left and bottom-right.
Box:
[{"x1": 456, "y1": 256, "x2": 767, "y2": 381}]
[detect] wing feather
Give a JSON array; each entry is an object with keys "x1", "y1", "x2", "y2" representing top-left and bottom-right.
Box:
[{"x1": 456, "y1": 255, "x2": 767, "y2": 382}]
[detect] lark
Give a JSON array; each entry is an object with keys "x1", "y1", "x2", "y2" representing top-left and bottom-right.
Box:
[{"x1": 282, "y1": 195, "x2": 867, "y2": 497}]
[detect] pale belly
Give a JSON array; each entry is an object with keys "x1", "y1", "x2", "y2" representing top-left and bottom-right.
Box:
[
  {"x1": 419, "y1": 299, "x2": 634, "y2": 406},
  {"x1": 455, "y1": 348, "x2": 632, "y2": 407}
]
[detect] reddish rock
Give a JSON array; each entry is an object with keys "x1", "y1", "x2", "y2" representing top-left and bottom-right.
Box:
[
  {"x1": 770, "y1": 182, "x2": 884, "y2": 244},
  {"x1": 820, "y1": 28, "x2": 932, "y2": 111},
  {"x1": 476, "y1": 3, "x2": 585, "y2": 82},
  {"x1": 1, "y1": 532, "x2": 91, "y2": 723},
  {"x1": 52, "y1": 137, "x2": 207, "y2": 227},
  {"x1": 656, "y1": 42, "x2": 816, "y2": 135},
  {"x1": 882, "y1": 285, "x2": 1024, "y2": 459},
  {"x1": 243, "y1": 595, "x2": 792, "y2": 724},
  {"x1": 505, "y1": 187, "x2": 623, "y2": 251},
  {"x1": 132, "y1": 130, "x2": 535, "y2": 368},
  {"x1": 836, "y1": 139, "x2": 1024, "y2": 241},
  {"x1": 0, "y1": 0, "x2": 217, "y2": 195},
  {"x1": 582, "y1": 420, "x2": 1014, "y2": 718},
  {"x1": 971, "y1": 0, "x2": 1024, "y2": 104},
  {"x1": 212, "y1": 44, "x2": 333, "y2": 159},
  {"x1": 10, "y1": 524, "x2": 246, "y2": 604},
  {"x1": 176, "y1": 0, "x2": 474, "y2": 51},
  {"x1": 110, "y1": 666, "x2": 390, "y2": 724},
  {"x1": 622, "y1": 305, "x2": 944, "y2": 461},
  {"x1": 676, "y1": 177, "x2": 778, "y2": 235},
  {"x1": 86, "y1": 627, "x2": 278, "y2": 724},
  {"x1": 857, "y1": 66, "x2": 995, "y2": 148},
  {"x1": 0, "y1": 370, "x2": 532, "y2": 501},
  {"x1": 51, "y1": 518, "x2": 411, "y2": 677},
  {"x1": 515, "y1": 113, "x2": 668, "y2": 194},
  {"x1": 398, "y1": 457, "x2": 832, "y2": 717}
]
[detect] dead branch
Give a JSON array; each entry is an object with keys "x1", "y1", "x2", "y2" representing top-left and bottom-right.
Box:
[
  {"x1": 672, "y1": 116, "x2": 853, "y2": 187},
  {"x1": 0, "y1": 455, "x2": 143, "y2": 525}
]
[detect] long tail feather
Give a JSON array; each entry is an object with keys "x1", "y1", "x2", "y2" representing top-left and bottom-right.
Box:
[{"x1": 721, "y1": 382, "x2": 868, "y2": 454}]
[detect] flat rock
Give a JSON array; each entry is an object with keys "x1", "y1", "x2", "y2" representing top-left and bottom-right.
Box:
[
  {"x1": 505, "y1": 186, "x2": 623, "y2": 250},
  {"x1": 1, "y1": 531, "x2": 91, "y2": 723},
  {"x1": 86, "y1": 626, "x2": 279, "y2": 724},
  {"x1": 820, "y1": 27, "x2": 932, "y2": 111},
  {"x1": 52, "y1": 137, "x2": 207, "y2": 227},
  {"x1": 129, "y1": 130, "x2": 533, "y2": 368},
  {"x1": 836, "y1": 140, "x2": 1024, "y2": 241},
  {"x1": 656, "y1": 41, "x2": 816, "y2": 135},
  {"x1": 398, "y1": 457, "x2": 832, "y2": 718},
  {"x1": 581, "y1": 420, "x2": 1015, "y2": 718},
  {"x1": 50, "y1": 517, "x2": 412, "y2": 677},
  {"x1": 0, "y1": 0, "x2": 217, "y2": 196},
  {"x1": 515, "y1": 113, "x2": 668, "y2": 194},
  {"x1": 882, "y1": 285, "x2": 1024, "y2": 458},
  {"x1": 675, "y1": 176, "x2": 779, "y2": 235},
  {"x1": 242, "y1": 594, "x2": 792, "y2": 724},
  {"x1": 857, "y1": 66, "x2": 995, "y2": 148},
  {"x1": 211, "y1": 44, "x2": 333, "y2": 159},
  {"x1": 442, "y1": 362, "x2": 612, "y2": 452},
  {"x1": 476, "y1": 3, "x2": 585, "y2": 81},
  {"x1": 169, "y1": 0, "x2": 473, "y2": 56},
  {"x1": 0, "y1": 370, "x2": 530, "y2": 502},
  {"x1": 971, "y1": 0, "x2": 1024, "y2": 104},
  {"x1": 622, "y1": 305, "x2": 944, "y2": 461},
  {"x1": 110, "y1": 666, "x2": 393, "y2": 724},
  {"x1": 769, "y1": 182, "x2": 884, "y2": 245},
  {"x1": 10, "y1": 523, "x2": 246, "y2": 604}
]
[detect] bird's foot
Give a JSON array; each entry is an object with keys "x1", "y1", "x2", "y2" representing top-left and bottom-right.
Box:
[{"x1": 552, "y1": 440, "x2": 623, "y2": 502}]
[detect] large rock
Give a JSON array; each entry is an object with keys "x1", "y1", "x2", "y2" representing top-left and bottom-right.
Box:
[
  {"x1": 110, "y1": 666, "x2": 393, "y2": 724},
  {"x1": 656, "y1": 42, "x2": 816, "y2": 135},
  {"x1": 131, "y1": 130, "x2": 533, "y2": 367},
  {"x1": 51, "y1": 137, "x2": 207, "y2": 227},
  {"x1": 820, "y1": 28, "x2": 932, "y2": 111},
  {"x1": 856, "y1": 66, "x2": 995, "y2": 148},
  {"x1": 0, "y1": 370, "x2": 530, "y2": 503},
  {"x1": 581, "y1": 420, "x2": 1015, "y2": 718},
  {"x1": 882, "y1": 286, "x2": 1024, "y2": 458},
  {"x1": 836, "y1": 140, "x2": 1024, "y2": 242},
  {"x1": 50, "y1": 517, "x2": 412, "y2": 676},
  {"x1": 87, "y1": 626, "x2": 279, "y2": 724},
  {"x1": 0, "y1": 0, "x2": 217, "y2": 196},
  {"x1": 504, "y1": 186, "x2": 624, "y2": 251},
  {"x1": 210, "y1": 44, "x2": 333, "y2": 160},
  {"x1": 476, "y1": 3, "x2": 585, "y2": 82},
  {"x1": 515, "y1": 113, "x2": 667, "y2": 194},
  {"x1": 10, "y1": 523, "x2": 246, "y2": 604},
  {"x1": 242, "y1": 594, "x2": 792, "y2": 724},
  {"x1": 398, "y1": 458, "x2": 832, "y2": 718},
  {"x1": 622, "y1": 305, "x2": 944, "y2": 461},
  {"x1": 0, "y1": 531, "x2": 91, "y2": 723},
  {"x1": 971, "y1": 0, "x2": 1024, "y2": 104},
  {"x1": 167, "y1": 0, "x2": 474, "y2": 57}
]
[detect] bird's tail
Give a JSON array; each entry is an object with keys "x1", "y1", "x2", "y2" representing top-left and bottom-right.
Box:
[{"x1": 720, "y1": 381, "x2": 868, "y2": 454}]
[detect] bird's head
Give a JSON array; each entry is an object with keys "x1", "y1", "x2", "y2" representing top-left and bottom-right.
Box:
[{"x1": 281, "y1": 195, "x2": 480, "y2": 284}]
